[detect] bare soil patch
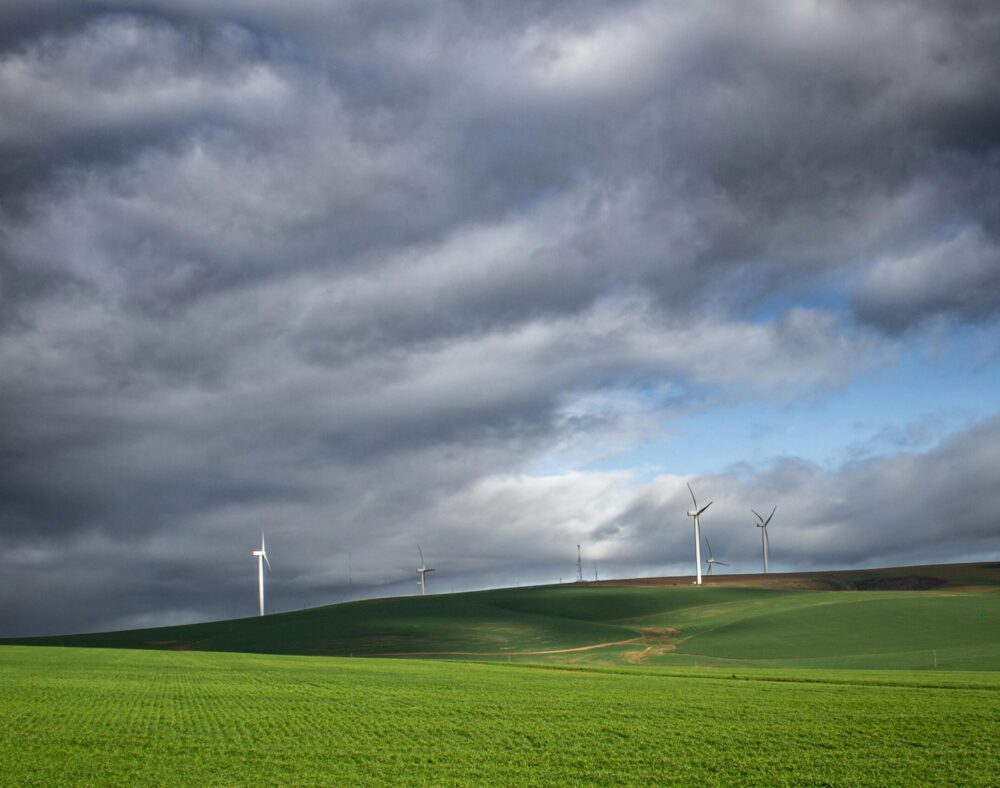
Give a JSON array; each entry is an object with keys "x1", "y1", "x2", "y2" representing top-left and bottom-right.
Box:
[{"x1": 639, "y1": 626, "x2": 680, "y2": 642}]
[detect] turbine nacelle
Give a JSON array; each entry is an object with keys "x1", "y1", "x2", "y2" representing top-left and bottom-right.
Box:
[
  {"x1": 416, "y1": 545, "x2": 434, "y2": 595},
  {"x1": 252, "y1": 532, "x2": 271, "y2": 568},
  {"x1": 752, "y1": 506, "x2": 776, "y2": 527},
  {"x1": 686, "y1": 482, "x2": 713, "y2": 518}
]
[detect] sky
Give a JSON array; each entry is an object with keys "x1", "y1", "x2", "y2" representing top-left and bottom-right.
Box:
[{"x1": 1, "y1": 0, "x2": 999, "y2": 637}]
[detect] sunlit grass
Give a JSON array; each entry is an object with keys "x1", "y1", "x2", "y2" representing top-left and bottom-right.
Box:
[{"x1": 2, "y1": 646, "x2": 998, "y2": 786}]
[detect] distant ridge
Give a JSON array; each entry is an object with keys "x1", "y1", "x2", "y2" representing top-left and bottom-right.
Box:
[{"x1": 590, "y1": 561, "x2": 999, "y2": 591}]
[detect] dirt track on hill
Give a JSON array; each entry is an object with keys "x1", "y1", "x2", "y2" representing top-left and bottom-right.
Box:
[{"x1": 367, "y1": 637, "x2": 644, "y2": 658}]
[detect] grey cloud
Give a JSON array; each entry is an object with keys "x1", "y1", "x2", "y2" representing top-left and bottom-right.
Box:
[
  {"x1": 844, "y1": 412, "x2": 973, "y2": 460},
  {"x1": 0, "y1": 10, "x2": 291, "y2": 206},
  {"x1": 2, "y1": 0, "x2": 999, "y2": 636},
  {"x1": 5, "y1": 2, "x2": 1000, "y2": 326},
  {"x1": 853, "y1": 227, "x2": 1000, "y2": 331}
]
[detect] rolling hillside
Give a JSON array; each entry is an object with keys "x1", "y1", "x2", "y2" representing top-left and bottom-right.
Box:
[{"x1": 5, "y1": 562, "x2": 1000, "y2": 670}]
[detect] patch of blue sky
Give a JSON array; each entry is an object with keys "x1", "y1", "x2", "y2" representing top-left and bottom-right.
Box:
[
  {"x1": 529, "y1": 319, "x2": 1000, "y2": 481},
  {"x1": 745, "y1": 266, "x2": 855, "y2": 325}
]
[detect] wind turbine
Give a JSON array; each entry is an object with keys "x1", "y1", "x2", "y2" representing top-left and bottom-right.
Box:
[
  {"x1": 416, "y1": 545, "x2": 435, "y2": 596},
  {"x1": 252, "y1": 532, "x2": 271, "y2": 616},
  {"x1": 686, "y1": 483, "x2": 712, "y2": 585},
  {"x1": 704, "y1": 537, "x2": 729, "y2": 575},
  {"x1": 752, "y1": 506, "x2": 776, "y2": 574}
]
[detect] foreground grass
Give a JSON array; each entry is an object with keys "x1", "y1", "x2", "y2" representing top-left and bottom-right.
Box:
[{"x1": 2, "y1": 646, "x2": 998, "y2": 785}]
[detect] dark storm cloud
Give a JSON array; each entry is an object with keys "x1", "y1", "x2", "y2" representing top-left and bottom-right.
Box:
[
  {"x1": 0, "y1": 7, "x2": 283, "y2": 202},
  {"x1": 5, "y1": 1, "x2": 1000, "y2": 323},
  {"x1": 1, "y1": 0, "x2": 999, "y2": 635}
]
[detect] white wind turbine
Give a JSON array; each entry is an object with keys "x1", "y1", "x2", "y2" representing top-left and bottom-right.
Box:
[
  {"x1": 252, "y1": 531, "x2": 271, "y2": 616},
  {"x1": 686, "y1": 483, "x2": 712, "y2": 585},
  {"x1": 752, "y1": 507, "x2": 776, "y2": 574},
  {"x1": 416, "y1": 545, "x2": 435, "y2": 596},
  {"x1": 704, "y1": 537, "x2": 729, "y2": 576}
]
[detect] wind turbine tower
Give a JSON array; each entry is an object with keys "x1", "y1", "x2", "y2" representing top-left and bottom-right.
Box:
[
  {"x1": 416, "y1": 545, "x2": 435, "y2": 596},
  {"x1": 686, "y1": 483, "x2": 712, "y2": 585},
  {"x1": 752, "y1": 507, "x2": 776, "y2": 573},
  {"x1": 576, "y1": 544, "x2": 583, "y2": 582},
  {"x1": 252, "y1": 532, "x2": 271, "y2": 616}
]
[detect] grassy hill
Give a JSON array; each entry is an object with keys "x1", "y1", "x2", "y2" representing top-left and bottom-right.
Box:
[
  {"x1": 6, "y1": 562, "x2": 997, "y2": 784},
  {"x1": 5, "y1": 561, "x2": 1000, "y2": 670}
]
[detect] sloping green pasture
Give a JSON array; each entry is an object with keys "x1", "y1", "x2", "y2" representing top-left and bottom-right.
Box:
[
  {"x1": 7, "y1": 565, "x2": 1000, "y2": 670},
  {"x1": 1, "y1": 646, "x2": 998, "y2": 786},
  {"x1": 628, "y1": 588, "x2": 1000, "y2": 669}
]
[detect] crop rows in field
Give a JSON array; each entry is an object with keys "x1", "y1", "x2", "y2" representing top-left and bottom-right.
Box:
[{"x1": 2, "y1": 646, "x2": 998, "y2": 785}]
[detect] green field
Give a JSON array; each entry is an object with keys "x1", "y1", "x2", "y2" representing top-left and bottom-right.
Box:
[
  {"x1": 4, "y1": 562, "x2": 1000, "y2": 784},
  {"x1": 2, "y1": 646, "x2": 998, "y2": 786},
  {"x1": 8, "y1": 562, "x2": 1000, "y2": 670}
]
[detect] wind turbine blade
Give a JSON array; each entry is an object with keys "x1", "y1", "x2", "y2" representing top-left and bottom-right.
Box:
[
  {"x1": 261, "y1": 531, "x2": 266, "y2": 551},
  {"x1": 717, "y1": 561, "x2": 729, "y2": 566},
  {"x1": 765, "y1": 506, "x2": 777, "y2": 526},
  {"x1": 686, "y1": 482, "x2": 697, "y2": 509},
  {"x1": 418, "y1": 545, "x2": 424, "y2": 566},
  {"x1": 697, "y1": 501, "x2": 713, "y2": 516},
  {"x1": 705, "y1": 537, "x2": 714, "y2": 560},
  {"x1": 263, "y1": 552, "x2": 271, "y2": 572},
  {"x1": 751, "y1": 509, "x2": 764, "y2": 523}
]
